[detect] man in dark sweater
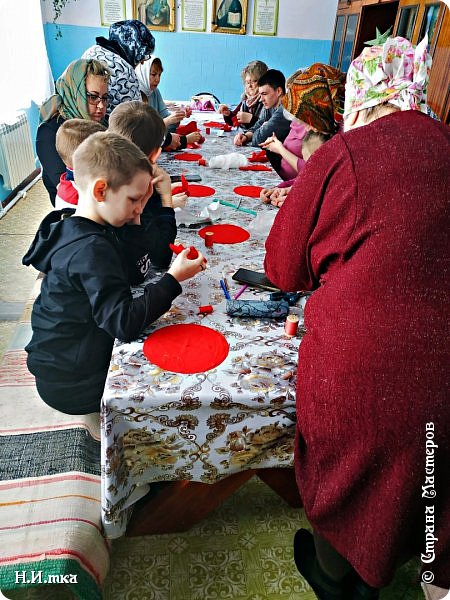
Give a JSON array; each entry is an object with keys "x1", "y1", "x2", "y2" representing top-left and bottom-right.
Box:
[
  {"x1": 23, "y1": 132, "x2": 206, "y2": 415},
  {"x1": 233, "y1": 69, "x2": 292, "y2": 148}
]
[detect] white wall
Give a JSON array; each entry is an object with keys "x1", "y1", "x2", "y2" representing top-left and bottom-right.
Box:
[{"x1": 41, "y1": 0, "x2": 338, "y2": 40}]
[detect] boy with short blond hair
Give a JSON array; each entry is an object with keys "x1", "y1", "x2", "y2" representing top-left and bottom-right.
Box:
[
  {"x1": 23, "y1": 131, "x2": 206, "y2": 415},
  {"x1": 54, "y1": 118, "x2": 106, "y2": 209}
]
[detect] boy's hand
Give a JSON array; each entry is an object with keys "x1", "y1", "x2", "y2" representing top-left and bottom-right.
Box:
[
  {"x1": 168, "y1": 248, "x2": 207, "y2": 282},
  {"x1": 186, "y1": 131, "x2": 201, "y2": 145},
  {"x1": 218, "y1": 104, "x2": 230, "y2": 116},
  {"x1": 166, "y1": 110, "x2": 185, "y2": 125},
  {"x1": 166, "y1": 133, "x2": 181, "y2": 150},
  {"x1": 172, "y1": 192, "x2": 188, "y2": 209},
  {"x1": 151, "y1": 164, "x2": 173, "y2": 207}
]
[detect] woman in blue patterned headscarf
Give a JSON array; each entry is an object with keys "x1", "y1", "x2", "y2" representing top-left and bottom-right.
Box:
[{"x1": 82, "y1": 20, "x2": 155, "y2": 115}]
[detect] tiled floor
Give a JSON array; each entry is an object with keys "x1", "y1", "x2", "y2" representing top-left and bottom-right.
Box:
[{"x1": 0, "y1": 179, "x2": 51, "y2": 360}]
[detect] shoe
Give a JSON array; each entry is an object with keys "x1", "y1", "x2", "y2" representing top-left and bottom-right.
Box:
[
  {"x1": 293, "y1": 529, "x2": 347, "y2": 600},
  {"x1": 351, "y1": 577, "x2": 379, "y2": 600}
]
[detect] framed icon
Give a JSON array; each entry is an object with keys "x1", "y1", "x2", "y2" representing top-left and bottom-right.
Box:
[
  {"x1": 212, "y1": 0, "x2": 247, "y2": 35},
  {"x1": 133, "y1": 0, "x2": 175, "y2": 32}
]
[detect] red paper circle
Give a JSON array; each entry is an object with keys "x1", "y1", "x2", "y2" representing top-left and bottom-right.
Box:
[
  {"x1": 233, "y1": 185, "x2": 264, "y2": 198},
  {"x1": 198, "y1": 224, "x2": 250, "y2": 244},
  {"x1": 143, "y1": 324, "x2": 229, "y2": 374},
  {"x1": 172, "y1": 184, "x2": 215, "y2": 197},
  {"x1": 173, "y1": 152, "x2": 203, "y2": 161}
]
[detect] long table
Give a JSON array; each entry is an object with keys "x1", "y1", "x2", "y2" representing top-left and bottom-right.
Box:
[{"x1": 101, "y1": 112, "x2": 306, "y2": 539}]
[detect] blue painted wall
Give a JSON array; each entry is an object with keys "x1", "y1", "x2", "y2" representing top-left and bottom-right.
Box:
[
  {"x1": 1, "y1": 23, "x2": 331, "y2": 203},
  {"x1": 44, "y1": 24, "x2": 332, "y2": 105}
]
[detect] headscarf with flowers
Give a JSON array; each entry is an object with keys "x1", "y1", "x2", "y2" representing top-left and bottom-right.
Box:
[
  {"x1": 282, "y1": 63, "x2": 346, "y2": 134},
  {"x1": 344, "y1": 35, "x2": 431, "y2": 117}
]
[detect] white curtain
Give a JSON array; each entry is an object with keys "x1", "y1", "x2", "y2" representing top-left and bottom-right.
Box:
[{"x1": 0, "y1": 0, "x2": 54, "y2": 123}]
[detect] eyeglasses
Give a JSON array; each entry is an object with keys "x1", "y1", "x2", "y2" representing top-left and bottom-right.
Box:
[{"x1": 86, "y1": 92, "x2": 110, "y2": 106}]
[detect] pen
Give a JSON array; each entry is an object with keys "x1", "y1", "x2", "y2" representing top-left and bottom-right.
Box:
[
  {"x1": 220, "y1": 279, "x2": 231, "y2": 300},
  {"x1": 219, "y1": 200, "x2": 257, "y2": 216},
  {"x1": 234, "y1": 284, "x2": 248, "y2": 300}
]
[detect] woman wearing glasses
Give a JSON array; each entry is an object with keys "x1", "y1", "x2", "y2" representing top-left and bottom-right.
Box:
[
  {"x1": 82, "y1": 20, "x2": 155, "y2": 116},
  {"x1": 36, "y1": 58, "x2": 110, "y2": 206}
]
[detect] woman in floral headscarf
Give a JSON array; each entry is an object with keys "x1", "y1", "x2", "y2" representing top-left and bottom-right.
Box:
[
  {"x1": 265, "y1": 36, "x2": 450, "y2": 599},
  {"x1": 82, "y1": 20, "x2": 155, "y2": 115},
  {"x1": 259, "y1": 63, "x2": 345, "y2": 206},
  {"x1": 36, "y1": 58, "x2": 110, "y2": 205}
]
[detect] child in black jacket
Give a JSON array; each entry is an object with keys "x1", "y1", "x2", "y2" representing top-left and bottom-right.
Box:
[{"x1": 23, "y1": 131, "x2": 206, "y2": 415}]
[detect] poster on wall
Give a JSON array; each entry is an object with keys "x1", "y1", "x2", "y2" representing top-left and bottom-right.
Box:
[
  {"x1": 100, "y1": 0, "x2": 126, "y2": 26},
  {"x1": 133, "y1": 0, "x2": 176, "y2": 32},
  {"x1": 211, "y1": 0, "x2": 247, "y2": 35},
  {"x1": 253, "y1": 0, "x2": 279, "y2": 36},
  {"x1": 182, "y1": 0, "x2": 207, "y2": 32}
]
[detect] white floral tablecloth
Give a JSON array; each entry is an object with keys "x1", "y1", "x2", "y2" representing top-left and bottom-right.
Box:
[{"x1": 101, "y1": 113, "x2": 306, "y2": 538}]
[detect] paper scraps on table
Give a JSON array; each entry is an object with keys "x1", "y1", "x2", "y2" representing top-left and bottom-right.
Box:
[
  {"x1": 248, "y1": 150, "x2": 269, "y2": 163},
  {"x1": 172, "y1": 183, "x2": 215, "y2": 198},
  {"x1": 198, "y1": 224, "x2": 250, "y2": 244},
  {"x1": 173, "y1": 152, "x2": 204, "y2": 162},
  {"x1": 169, "y1": 242, "x2": 201, "y2": 260},
  {"x1": 203, "y1": 121, "x2": 233, "y2": 131},
  {"x1": 176, "y1": 121, "x2": 198, "y2": 135},
  {"x1": 239, "y1": 164, "x2": 272, "y2": 172},
  {"x1": 143, "y1": 324, "x2": 229, "y2": 374},
  {"x1": 233, "y1": 185, "x2": 264, "y2": 198}
]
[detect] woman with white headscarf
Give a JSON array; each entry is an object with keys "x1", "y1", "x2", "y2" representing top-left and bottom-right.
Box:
[
  {"x1": 135, "y1": 56, "x2": 200, "y2": 150},
  {"x1": 264, "y1": 36, "x2": 449, "y2": 599}
]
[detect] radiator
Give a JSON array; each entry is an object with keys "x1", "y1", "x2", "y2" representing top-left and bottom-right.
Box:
[{"x1": 0, "y1": 112, "x2": 36, "y2": 190}]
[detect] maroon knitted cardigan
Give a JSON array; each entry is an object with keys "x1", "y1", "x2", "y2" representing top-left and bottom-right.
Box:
[{"x1": 265, "y1": 110, "x2": 450, "y2": 588}]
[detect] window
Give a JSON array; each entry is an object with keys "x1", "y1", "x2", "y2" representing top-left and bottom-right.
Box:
[
  {"x1": 0, "y1": 0, "x2": 54, "y2": 123},
  {"x1": 418, "y1": 3, "x2": 440, "y2": 45},
  {"x1": 396, "y1": 5, "x2": 419, "y2": 40}
]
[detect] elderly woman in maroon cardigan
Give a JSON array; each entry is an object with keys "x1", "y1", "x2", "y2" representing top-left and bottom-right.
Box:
[{"x1": 264, "y1": 36, "x2": 449, "y2": 600}]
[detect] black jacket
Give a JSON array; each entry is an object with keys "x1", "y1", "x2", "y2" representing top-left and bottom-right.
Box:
[
  {"x1": 23, "y1": 211, "x2": 181, "y2": 385},
  {"x1": 36, "y1": 115, "x2": 66, "y2": 206}
]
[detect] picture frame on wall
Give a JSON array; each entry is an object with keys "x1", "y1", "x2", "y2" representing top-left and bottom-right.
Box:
[
  {"x1": 253, "y1": 0, "x2": 279, "y2": 36},
  {"x1": 182, "y1": 0, "x2": 207, "y2": 32},
  {"x1": 100, "y1": 0, "x2": 126, "y2": 26},
  {"x1": 133, "y1": 0, "x2": 175, "y2": 32},
  {"x1": 212, "y1": 0, "x2": 247, "y2": 35}
]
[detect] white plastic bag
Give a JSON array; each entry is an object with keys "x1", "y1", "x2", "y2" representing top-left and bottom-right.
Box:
[{"x1": 208, "y1": 153, "x2": 248, "y2": 170}]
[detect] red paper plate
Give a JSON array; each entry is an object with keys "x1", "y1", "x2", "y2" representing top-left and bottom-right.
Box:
[
  {"x1": 173, "y1": 152, "x2": 203, "y2": 161},
  {"x1": 239, "y1": 165, "x2": 272, "y2": 171},
  {"x1": 172, "y1": 184, "x2": 215, "y2": 197},
  {"x1": 143, "y1": 324, "x2": 229, "y2": 374},
  {"x1": 198, "y1": 224, "x2": 250, "y2": 244},
  {"x1": 233, "y1": 185, "x2": 264, "y2": 198}
]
